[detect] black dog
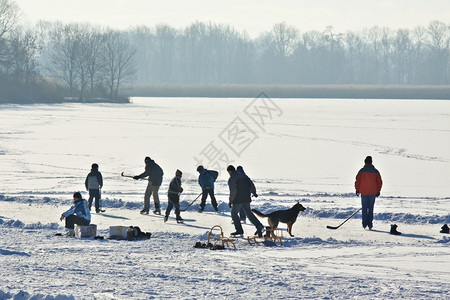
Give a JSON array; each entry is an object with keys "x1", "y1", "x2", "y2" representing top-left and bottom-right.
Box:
[{"x1": 252, "y1": 202, "x2": 306, "y2": 237}]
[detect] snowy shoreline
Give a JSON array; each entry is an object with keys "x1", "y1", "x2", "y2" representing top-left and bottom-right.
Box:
[{"x1": 1, "y1": 197, "x2": 449, "y2": 299}]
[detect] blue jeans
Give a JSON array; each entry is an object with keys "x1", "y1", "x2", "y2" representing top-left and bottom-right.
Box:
[{"x1": 361, "y1": 195, "x2": 376, "y2": 228}]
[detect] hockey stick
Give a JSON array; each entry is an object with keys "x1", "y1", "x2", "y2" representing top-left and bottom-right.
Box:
[
  {"x1": 121, "y1": 172, "x2": 148, "y2": 180},
  {"x1": 121, "y1": 172, "x2": 135, "y2": 178},
  {"x1": 180, "y1": 193, "x2": 202, "y2": 212},
  {"x1": 326, "y1": 207, "x2": 362, "y2": 230}
]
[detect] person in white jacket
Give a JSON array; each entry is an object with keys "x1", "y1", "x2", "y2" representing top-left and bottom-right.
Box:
[{"x1": 60, "y1": 192, "x2": 91, "y2": 237}]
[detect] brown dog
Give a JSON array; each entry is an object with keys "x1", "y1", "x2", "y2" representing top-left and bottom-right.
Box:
[{"x1": 252, "y1": 202, "x2": 306, "y2": 237}]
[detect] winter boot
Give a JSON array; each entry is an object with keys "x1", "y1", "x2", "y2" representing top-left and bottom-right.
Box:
[
  {"x1": 230, "y1": 231, "x2": 243, "y2": 238},
  {"x1": 440, "y1": 224, "x2": 449, "y2": 234},
  {"x1": 66, "y1": 229, "x2": 75, "y2": 237},
  {"x1": 390, "y1": 224, "x2": 401, "y2": 235}
]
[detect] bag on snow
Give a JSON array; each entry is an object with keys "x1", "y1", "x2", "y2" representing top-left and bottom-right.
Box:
[{"x1": 126, "y1": 226, "x2": 152, "y2": 241}]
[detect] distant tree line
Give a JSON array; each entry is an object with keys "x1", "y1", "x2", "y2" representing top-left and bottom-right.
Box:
[
  {"x1": 1, "y1": 0, "x2": 450, "y2": 103},
  {"x1": 129, "y1": 21, "x2": 450, "y2": 85}
]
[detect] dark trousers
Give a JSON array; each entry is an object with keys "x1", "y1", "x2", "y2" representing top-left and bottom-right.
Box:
[
  {"x1": 200, "y1": 189, "x2": 217, "y2": 209},
  {"x1": 88, "y1": 189, "x2": 101, "y2": 212},
  {"x1": 166, "y1": 193, "x2": 181, "y2": 218},
  {"x1": 239, "y1": 208, "x2": 247, "y2": 221},
  {"x1": 65, "y1": 215, "x2": 90, "y2": 229},
  {"x1": 231, "y1": 202, "x2": 263, "y2": 234}
]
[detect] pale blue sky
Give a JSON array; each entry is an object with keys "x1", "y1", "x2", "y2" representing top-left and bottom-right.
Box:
[{"x1": 16, "y1": 0, "x2": 450, "y2": 36}]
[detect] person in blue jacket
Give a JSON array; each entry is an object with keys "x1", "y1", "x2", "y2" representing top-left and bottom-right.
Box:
[
  {"x1": 85, "y1": 163, "x2": 103, "y2": 213},
  {"x1": 60, "y1": 192, "x2": 91, "y2": 237},
  {"x1": 197, "y1": 165, "x2": 219, "y2": 212}
]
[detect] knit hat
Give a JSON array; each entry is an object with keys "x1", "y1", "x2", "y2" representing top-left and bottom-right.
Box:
[{"x1": 364, "y1": 156, "x2": 373, "y2": 164}]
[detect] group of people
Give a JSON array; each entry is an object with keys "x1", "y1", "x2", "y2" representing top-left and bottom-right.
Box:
[
  {"x1": 60, "y1": 155, "x2": 384, "y2": 237},
  {"x1": 129, "y1": 156, "x2": 264, "y2": 236}
]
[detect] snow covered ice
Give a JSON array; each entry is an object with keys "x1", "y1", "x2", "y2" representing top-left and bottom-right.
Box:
[{"x1": 0, "y1": 97, "x2": 449, "y2": 299}]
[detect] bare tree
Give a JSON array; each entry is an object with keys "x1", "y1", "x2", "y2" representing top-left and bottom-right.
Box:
[
  {"x1": 129, "y1": 26, "x2": 154, "y2": 84},
  {"x1": 103, "y1": 30, "x2": 136, "y2": 99},
  {"x1": 48, "y1": 23, "x2": 81, "y2": 96},
  {"x1": 343, "y1": 31, "x2": 366, "y2": 83},
  {"x1": 410, "y1": 26, "x2": 427, "y2": 84},
  {"x1": 154, "y1": 24, "x2": 177, "y2": 83},
  {"x1": 392, "y1": 29, "x2": 412, "y2": 84},
  {"x1": 322, "y1": 26, "x2": 345, "y2": 83},
  {"x1": 7, "y1": 28, "x2": 39, "y2": 85},
  {"x1": 0, "y1": 0, "x2": 19, "y2": 39},
  {"x1": 82, "y1": 27, "x2": 104, "y2": 98},
  {"x1": 427, "y1": 20, "x2": 449, "y2": 84},
  {"x1": 272, "y1": 22, "x2": 299, "y2": 58},
  {"x1": 181, "y1": 22, "x2": 209, "y2": 83},
  {"x1": 0, "y1": 0, "x2": 19, "y2": 72}
]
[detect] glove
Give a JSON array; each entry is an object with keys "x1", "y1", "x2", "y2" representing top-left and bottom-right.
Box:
[
  {"x1": 228, "y1": 202, "x2": 232, "y2": 208},
  {"x1": 376, "y1": 192, "x2": 380, "y2": 197},
  {"x1": 133, "y1": 176, "x2": 140, "y2": 180},
  {"x1": 356, "y1": 191, "x2": 360, "y2": 196},
  {"x1": 252, "y1": 193, "x2": 258, "y2": 198},
  {"x1": 180, "y1": 187, "x2": 184, "y2": 193}
]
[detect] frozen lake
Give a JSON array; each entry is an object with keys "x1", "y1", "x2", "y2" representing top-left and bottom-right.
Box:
[
  {"x1": 0, "y1": 97, "x2": 449, "y2": 299},
  {"x1": 1, "y1": 96, "x2": 449, "y2": 211}
]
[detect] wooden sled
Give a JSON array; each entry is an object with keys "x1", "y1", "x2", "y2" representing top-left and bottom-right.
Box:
[
  {"x1": 247, "y1": 228, "x2": 284, "y2": 246},
  {"x1": 207, "y1": 225, "x2": 236, "y2": 249}
]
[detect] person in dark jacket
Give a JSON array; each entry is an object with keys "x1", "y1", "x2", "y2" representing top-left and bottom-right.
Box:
[
  {"x1": 85, "y1": 163, "x2": 103, "y2": 213},
  {"x1": 134, "y1": 156, "x2": 164, "y2": 215},
  {"x1": 164, "y1": 169, "x2": 184, "y2": 223},
  {"x1": 355, "y1": 156, "x2": 383, "y2": 230},
  {"x1": 227, "y1": 165, "x2": 264, "y2": 237},
  {"x1": 197, "y1": 165, "x2": 219, "y2": 212},
  {"x1": 60, "y1": 192, "x2": 91, "y2": 237},
  {"x1": 236, "y1": 166, "x2": 247, "y2": 223}
]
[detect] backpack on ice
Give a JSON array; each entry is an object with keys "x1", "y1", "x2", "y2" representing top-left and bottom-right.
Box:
[{"x1": 126, "y1": 226, "x2": 151, "y2": 240}]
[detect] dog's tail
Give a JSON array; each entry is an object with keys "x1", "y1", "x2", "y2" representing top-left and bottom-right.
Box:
[{"x1": 251, "y1": 209, "x2": 268, "y2": 218}]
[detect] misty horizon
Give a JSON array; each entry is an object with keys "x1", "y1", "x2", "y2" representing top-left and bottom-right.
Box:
[{"x1": 16, "y1": 0, "x2": 450, "y2": 38}]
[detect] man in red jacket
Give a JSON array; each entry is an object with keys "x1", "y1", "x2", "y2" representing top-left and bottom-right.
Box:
[{"x1": 355, "y1": 156, "x2": 383, "y2": 230}]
